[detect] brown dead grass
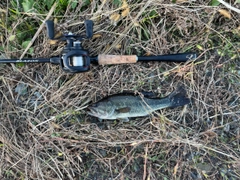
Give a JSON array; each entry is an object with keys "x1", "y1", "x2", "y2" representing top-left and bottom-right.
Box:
[{"x1": 0, "y1": 0, "x2": 240, "y2": 179}]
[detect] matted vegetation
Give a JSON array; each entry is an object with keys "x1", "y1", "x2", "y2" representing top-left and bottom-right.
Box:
[{"x1": 0, "y1": 0, "x2": 240, "y2": 179}]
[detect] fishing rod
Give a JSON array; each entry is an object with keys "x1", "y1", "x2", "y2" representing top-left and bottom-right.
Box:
[{"x1": 0, "y1": 20, "x2": 197, "y2": 73}]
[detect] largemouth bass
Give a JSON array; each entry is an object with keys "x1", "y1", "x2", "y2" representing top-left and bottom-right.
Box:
[{"x1": 87, "y1": 86, "x2": 190, "y2": 121}]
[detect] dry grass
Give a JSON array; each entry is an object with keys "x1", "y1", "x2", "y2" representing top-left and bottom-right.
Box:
[{"x1": 0, "y1": 0, "x2": 240, "y2": 179}]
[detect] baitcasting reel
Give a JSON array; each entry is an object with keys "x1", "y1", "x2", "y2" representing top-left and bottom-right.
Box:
[
  {"x1": 0, "y1": 19, "x2": 198, "y2": 73},
  {"x1": 45, "y1": 19, "x2": 93, "y2": 73}
]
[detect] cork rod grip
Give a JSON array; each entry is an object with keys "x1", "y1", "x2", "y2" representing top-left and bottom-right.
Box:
[{"x1": 98, "y1": 54, "x2": 137, "y2": 65}]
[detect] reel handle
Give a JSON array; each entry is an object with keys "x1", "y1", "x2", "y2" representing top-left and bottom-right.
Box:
[
  {"x1": 45, "y1": 20, "x2": 55, "y2": 39},
  {"x1": 85, "y1": 20, "x2": 93, "y2": 39}
]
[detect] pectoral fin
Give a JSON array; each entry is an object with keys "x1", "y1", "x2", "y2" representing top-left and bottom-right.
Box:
[{"x1": 115, "y1": 107, "x2": 131, "y2": 113}]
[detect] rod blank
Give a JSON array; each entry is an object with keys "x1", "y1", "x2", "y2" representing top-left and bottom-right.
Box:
[
  {"x1": 137, "y1": 53, "x2": 197, "y2": 62},
  {"x1": 0, "y1": 58, "x2": 51, "y2": 63}
]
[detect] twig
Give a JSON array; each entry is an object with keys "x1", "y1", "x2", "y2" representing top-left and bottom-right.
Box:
[
  {"x1": 32, "y1": 105, "x2": 88, "y2": 130},
  {"x1": 217, "y1": 0, "x2": 240, "y2": 14},
  {"x1": 143, "y1": 144, "x2": 148, "y2": 180},
  {"x1": 33, "y1": 116, "x2": 56, "y2": 131},
  {"x1": 20, "y1": 2, "x2": 57, "y2": 59}
]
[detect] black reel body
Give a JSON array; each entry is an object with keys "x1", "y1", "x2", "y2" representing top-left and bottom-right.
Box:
[
  {"x1": 46, "y1": 20, "x2": 93, "y2": 73},
  {"x1": 61, "y1": 40, "x2": 90, "y2": 73}
]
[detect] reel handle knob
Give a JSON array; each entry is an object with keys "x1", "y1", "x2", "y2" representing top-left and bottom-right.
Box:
[
  {"x1": 45, "y1": 20, "x2": 55, "y2": 39},
  {"x1": 84, "y1": 20, "x2": 93, "y2": 39}
]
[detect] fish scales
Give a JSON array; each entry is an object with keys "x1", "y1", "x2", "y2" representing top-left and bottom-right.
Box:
[{"x1": 109, "y1": 96, "x2": 170, "y2": 116}]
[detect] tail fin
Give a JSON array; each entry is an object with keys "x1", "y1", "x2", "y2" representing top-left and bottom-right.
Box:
[{"x1": 168, "y1": 86, "x2": 190, "y2": 108}]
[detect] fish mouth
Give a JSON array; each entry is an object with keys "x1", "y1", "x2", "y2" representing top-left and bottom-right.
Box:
[
  {"x1": 87, "y1": 106, "x2": 98, "y2": 116},
  {"x1": 87, "y1": 106, "x2": 110, "y2": 118}
]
